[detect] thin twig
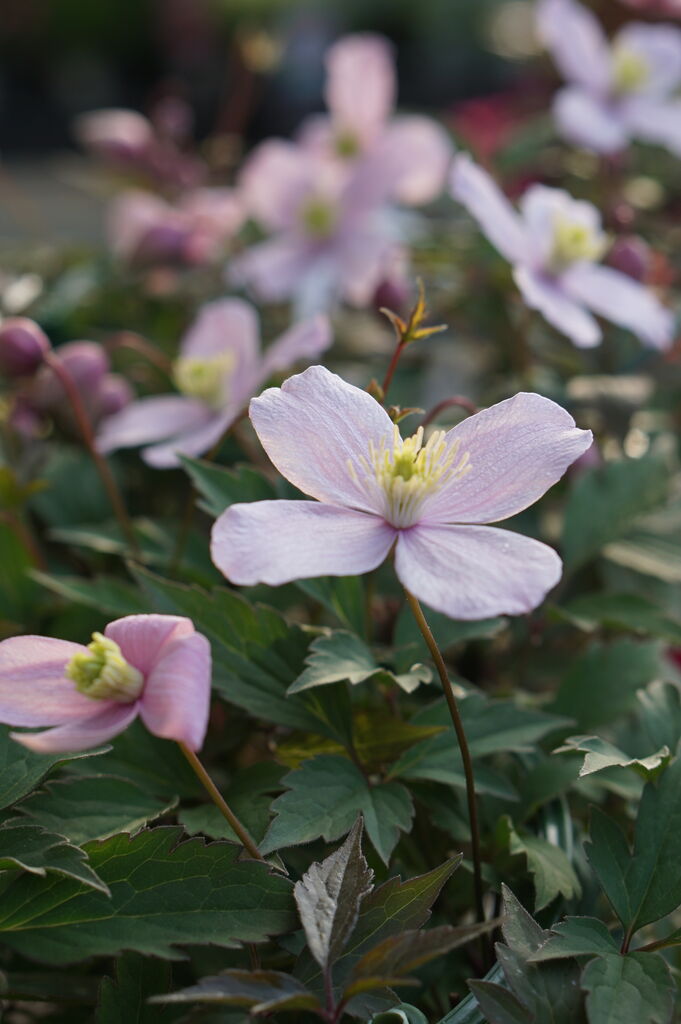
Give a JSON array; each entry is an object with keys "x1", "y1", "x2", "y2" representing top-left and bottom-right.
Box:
[{"x1": 420, "y1": 395, "x2": 479, "y2": 429}]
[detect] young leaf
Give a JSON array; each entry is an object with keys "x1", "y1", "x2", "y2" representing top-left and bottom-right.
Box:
[
  {"x1": 296, "y1": 575, "x2": 366, "y2": 635},
  {"x1": 581, "y1": 952, "x2": 674, "y2": 1024},
  {"x1": 30, "y1": 571, "x2": 150, "y2": 616},
  {"x1": 260, "y1": 755, "x2": 414, "y2": 864},
  {"x1": 637, "y1": 681, "x2": 681, "y2": 754},
  {"x1": 504, "y1": 820, "x2": 582, "y2": 911},
  {"x1": 555, "y1": 735, "x2": 670, "y2": 779},
  {"x1": 179, "y1": 457, "x2": 275, "y2": 517},
  {"x1": 528, "y1": 917, "x2": 619, "y2": 962},
  {"x1": 0, "y1": 827, "x2": 295, "y2": 964},
  {"x1": 0, "y1": 822, "x2": 108, "y2": 892},
  {"x1": 584, "y1": 808, "x2": 632, "y2": 930},
  {"x1": 288, "y1": 630, "x2": 430, "y2": 695},
  {"x1": 466, "y1": 982, "x2": 531, "y2": 1024},
  {"x1": 96, "y1": 953, "x2": 182, "y2": 1023},
  {"x1": 294, "y1": 817, "x2": 374, "y2": 970},
  {"x1": 151, "y1": 970, "x2": 320, "y2": 1014}
]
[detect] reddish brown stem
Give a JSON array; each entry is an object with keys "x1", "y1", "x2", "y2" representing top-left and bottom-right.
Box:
[
  {"x1": 381, "y1": 340, "x2": 406, "y2": 401},
  {"x1": 420, "y1": 395, "x2": 479, "y2": 429}
]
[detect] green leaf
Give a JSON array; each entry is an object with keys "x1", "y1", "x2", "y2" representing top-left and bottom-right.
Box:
[
  {"x1": 30, "y1": 571, "x2": 149, "y2": 616},
  {"x1": 559, "y1": 592, "x2": 681, "y2": 645},
  {"x1": 555, "y1": 736, "x2": 670, "y2": 779},
  {"x1": 529, "y1": 918, "x2": 619, "y2": 962},
  {"x1": 585, "y1": 809, "x2": 632, "y2": 930},
  {"x1": 16, "y1": 774, "x2": 178, "y2": 845},
  {"x1": 294, "y1": 817, "x2": 373, "y2": 969},
  {"x1": 370, "y1": 1005, "x2": 429, "y2": 1024},
  {"x1": 0, "y1": 725, "x2": 106, "y2": 811},
  {"x1": 0, "y1": 827, "x2": 295, "y2": 964},
  {"x1": 296, "y1": 576, "x2": 366, "y2": 634},
  {"x1": 0, "y1": 822, "x2": 107, "y2": 892},
  {"x1": 637, "y1": 681, "x2": 681, "y2": 754},
  {"x1": 394, "y1": 604, "x2": 506, "y2": 663},
  {"x1": 466, "y1": 982, "x2": 531, "y2": 1024},
  {"x1": 582, "y1": 952, "x2": 674, "y2": 1024},
  {"x1": 562, "y1": 455, "x2": 669, "y2": 569},
  {"x1": 96, "y1": 953, "x2": 182, "y2": 1023},
  {"x1": 179, "y1": 457, "x2": 276, "y2": 518},
  {"x1": 30, "y1": 446, "x2": 113, "y2": 528},
  {"x1": 288, "y1": 630, "x2": 431, "y2": 695},
  {"x1": 179, "y1": 762, "x2": 284, "y2": 844},
  {"x1": 260, "y1": 755, "x2": 414, "y2": 864},
  {"x1": 0, "y1": 522, "x2": 38, "y2": 623},
  {"x1": 550, "y1": 640, "x2": 662, "y2": 730},
  {"x1": 505, "y1": 820, "x2": 581, "y2": 911},
  {"x1": 152, "y1": 969, "x2": 319, "y2": 1013}
]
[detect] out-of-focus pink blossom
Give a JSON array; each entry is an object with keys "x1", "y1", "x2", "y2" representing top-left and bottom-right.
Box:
[
  {"x1": 0, "y1": 614, "x2": 211, "y2": 753},
  {"x1": 0, "y1": 317, "x2": 50, "y2": 377},
  {"x1": 211, "y1": 365, "x2": 592, "y2": 620},
  {"x1": 96, "y1": 298, "x2": 331, "y2": 468},
  {"x1": 32, "y1": 341, "x2": 132, "y2": 429},
  {"x1": 537, "y1": 0, "x2": 681, "y2": 156},
  {"x1": 450, "y1": 153, "x2": 675, "y2": 349},
  {"x1": 619, "y1": 0, "x2": 681, "y2": 18},
  {"x1": 109, "y1": 188, "x2": 244, "y2": 268}
]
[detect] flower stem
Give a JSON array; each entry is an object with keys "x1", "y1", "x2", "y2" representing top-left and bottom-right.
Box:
[
  {"x1": 419, "y1": 395, "x2": 479, "y2": 429},
  {"x1": 44, "y1": 352, "x2": 139, "y2": 558},
  {"x1": 178, "y1": 742, "x2": 265, "y2": 862},
  {"x1": 381, "y1": 339, "x2": 406, "y2": 401},
  {"x1": 403, "y1": 588, "x2": 485, "y2": 925}
]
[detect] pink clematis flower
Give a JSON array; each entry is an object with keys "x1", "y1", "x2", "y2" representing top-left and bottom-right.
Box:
[
  {"x1": 537, "y1": 0, "x2": 681, "y2": 156},
  {"x1": 450, "y1": 153, "x2": 675, "y2": 349},
  {"x1": 298, "y1": 34, "x2": 452, "y2": 206},
  {"x1": 96, "y1": 298, "x2": 331, "y2": 468},
  {"x1": 0, "y1": 614, "x2": 211, "y2": 753},
  {"x1": 211, "y1": 366, "x2": 592, "y2": 620}
]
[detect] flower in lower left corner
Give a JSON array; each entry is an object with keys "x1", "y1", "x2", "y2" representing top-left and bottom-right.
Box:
[{"x1": 0, "y1": 614, "x2": 211, "y2": 754}]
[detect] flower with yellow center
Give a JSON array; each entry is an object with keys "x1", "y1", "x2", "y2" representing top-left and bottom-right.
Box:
[
  {"x1": 334, "y1": 130, "x2": 361, "y2": 158},
  {"x1": 549, "y1": 215, "x2": 607, "y2": 272},
  {"x1": 66, "y1": 632, "x2": 144, "y2": 702},
  {"x1": 300, "y1": 197, "x2": 338, "y2": 239},
  {"x1": 172, "y1": 351, "x2": 236, "y2": 408},
  {"x1": 350, "y1": 424, "x2": 472, "y2": 528},
  {"x1": 612, "y1": 47, "x2": 650, "y2": 95}
]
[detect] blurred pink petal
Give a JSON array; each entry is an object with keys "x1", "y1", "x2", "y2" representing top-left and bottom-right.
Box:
[
  {"x1": 231, "y1": 237, "x2": 314, "y2": 303},
  {"x1": 211, "y1": 500, "x2": 395, "y2": 587},
  {"x1": 140, "y1": 632, "x2": 211, "y2": 750},
  {"x1": 74, "y1": 108, "x2": 154, "y2": 160},
  {"x1": 380, "y1": 116, "x2": 453, "y2": 205},
  {"x1": 450, "y1": 153, "x2": 529, "y2": 263},
  {"x1": 239, "y1": 140, "x2": 312, "y2": 231},
  {"x1": 621, "y1": 96, "x2": 681, "y2": 156},
  {"x1": 537, "y1": 0, "x2": 612, "y2": 94},
  {"x1": 12, "y1": 703, "x2": 140, "y2": 754},
  {"x1": 514, "y1": 266, "x2": 602, "y2": 348},
  {"x1": 325, "y1": 34, "x2": 396, "y2": 142},
  {"x1": 554, "y1": 87, "x2": 630, "y2": 153},
  {"x1": 97, "y1": 395, "x2": 214, "y2": 453},
  {"x1": 0, "y1": 637, "x2": 97, "y2": 725},
  {"x1": 141, "y1": 409, "x2": 234, "y2": 468},
  {"x1": 261, "y1": 315, "x2": 332, "y2": 378},
  {"x1": 105, "y1": 614, "x2": 195, "y2": 677},
  {"x1": 394, "y1": 524, "x2": 562, "y2": 620},
  {"x1": 616, "y1": 23, "x2": 681, "y2": 96}
]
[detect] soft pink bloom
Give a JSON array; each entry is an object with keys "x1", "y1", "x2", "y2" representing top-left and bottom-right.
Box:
[
  {"x1": 537, "y1": 0, "x2": 681, "y2": 156},
  {"x1": 298, "y1": 34, "x2": 452, "y2": 206},
  {"x1": 97, "y1": 298, "x2": 332, "y2": 468},
  {"x1": 0, "y1": 614, "x2": 211, "y2": 753},
  {"x1": 109, "y1": 188, "x2": 244, "y2": 267},
  {"x1": 450, "y1": 153, "x2": 675, "y2": 349},
  {"x1": 211, "y1": 366, "x2": 592, "y2": 620}
]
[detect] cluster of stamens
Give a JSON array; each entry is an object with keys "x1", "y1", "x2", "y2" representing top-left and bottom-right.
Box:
[
  {"x1": 300, "y1": 197, "x2": 338, "y2": 239},
  {"x1": 351, "y1": 424, "x2": 471, "y2": 528},
  {"x1": 549, "y1": 215, "x2": 606, "y2": 272},
  {"x1": 66, "y1": 633, "x2": 144, "y2": 703},
  {"x1": 173, "y1": 351, "x2": 235, "y2": 408},
  {"x1": 611, "y1": 46, "x2": 649, "y2": 95}
]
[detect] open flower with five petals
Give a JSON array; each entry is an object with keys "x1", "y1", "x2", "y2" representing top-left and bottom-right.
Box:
[
  {"x1": 450, "y1": 153, "x2": 675, "y2": 349},
  {"x1": 0, "y1": 614, "x2": 211, "y2": 753},
  {"x1": 97, "y1": 297, "x2": 331, "y2": 468},
  {"x1": 211, "y1": 366, "x2": 592, "y2": 620}
]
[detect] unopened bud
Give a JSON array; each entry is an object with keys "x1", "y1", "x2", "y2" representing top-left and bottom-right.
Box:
[
  {"x1": 0, "y1": 318, "x2": 50, "y2": 377},
  {"x1": 608, "y1": 235, "x2": 651, "y2": 282},
  {"x1": 96, "y1": 374, "x2": 133, "y2": 419}
]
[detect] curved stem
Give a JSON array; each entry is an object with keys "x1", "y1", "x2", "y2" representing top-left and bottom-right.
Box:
[
  {"x1": 403, "y1": 588, "x2": 485, "y2": 925},
  {"x1": 381, "y1": 340, "x2": 405, "y2": 401},
  {"x1": 178, "y1": 742, "x2": 265, "y2": 862},
  {"x1": 420, "y1": 395, "x2": 479, "y2": 429},
  {"x1": 44, "y1": 352, "x2": 139, "y2": 558}
]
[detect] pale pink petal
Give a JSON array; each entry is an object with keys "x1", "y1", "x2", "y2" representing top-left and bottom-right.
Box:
[
  {"x1": 519, "y1": 185, "x2": 604, "y2": 265},
  {"x1": 104, "y1": 615, "x2": 195, "y2": 677},
  {"x1": 181, "y1": 297, "x2": 261, "y2": 408},
  {"x1": 449, "y1": 154, "x2": 529, "y2": 264},
  {"x1": 552, "y1": 87, "x2": 629, "y2": 154},
  {"x1": 621, "y1": 96, "x2": 681, "y2": 157},
  {"x1": 74, "y1": 109, "x2": 153, "y2": 156},
  {"x1": 141, "y1": 409, "x2": 234, "y2": 469},
  {"x1": 562, "y1": 262, "x2": 675, "y2": 349},
  {"x1": 231, "y1": 237, "x2": 313, "y2": 303},
  {"x1": 96, "y1": 396, "x2": 213, "y2": 453},
  {"x1": 249, "y1": 365, "x2": 395, "y2": 512},
  {"x1": 325, "y1": 34, "x2": 395, "y2": 142},
  {"x1": 239, "y1": 140, "x2": 312, "y2": 231},
  {"x1": 0, "y1": 637, "x2": 97, "y2": 726},
  {"x1": 260, "y1": 315, "x2": 333, "y2": 379},
  {"x1": 211, "y1": 500, "x2": 395, "y2": 586},
  {"x1": 139, "y1": 632, "x2": 211, "y2": 750},
  {"x1": 421, "y1": 393, "x2": 592, "y2": 525},
  {"x1": 338, "y1": 232, "x2": 402, "y2": 308},
  {"x1": 513, "y1": 266, "x2": 602, "y2": 347},
  {"x1": 536, "y1": 0, "x2": 611, "y2": 93},
  {"x1": 395, "y1": 524, "x2": 562, "y2": 620},
  {"x1": 108, "y1": 191, "x2": 183, "y2": 259},
  {"x1": 378, "y1": 116, "x2": 453, "y2": 205},
  {"x1": 12, "y1": 702, "x2": 139, "y2": 754},
  {"x1": 615, "y1": 23, "x2": 681, "y2": 97}
]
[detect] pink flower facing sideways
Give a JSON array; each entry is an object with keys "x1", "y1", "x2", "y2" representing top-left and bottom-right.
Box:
[
  {"x1": 0, "y1": 615, "x2": 211, "y2": 753},
  {"x1": 211, "y1": 366, "x2": 592, "y2": 620},
  {"x1": 450, "y1": 153, "x2": 675, "y2": 349},
  {"x1": 537, "y1": 0, "x2": 681, "y2": 156},
  {"x1": 97, "y1": 298, "x2": 331, "y2": 468}
]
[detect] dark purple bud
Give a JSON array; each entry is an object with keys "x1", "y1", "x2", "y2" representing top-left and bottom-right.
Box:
[
  {"x1": 133, "y1": 223, "x2": 194, "y2": 266},
  {"x1": 607, "y1": 235, "x2": 651, "y2": 282},
  {"x1": 0, "y1": 317, "x2": 50, "y2": 377},
  {"x1": 373, "y1": 276, "x2": 410, "y2": 318},
  {"x1": 33, "y1": 341, "x2": 109, "y2": 410},
  {"x1": 95, "y1": 374, "x2": 133, "y2": 419}
]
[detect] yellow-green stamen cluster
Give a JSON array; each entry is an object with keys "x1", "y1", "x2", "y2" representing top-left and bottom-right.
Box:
[
  {"x1": 335, "y1": 130, "x2": 361, "y2": 158},
  {"x1": 549, "y1": 215, "x2": 606, "y2": 272},
  {"x1": 300, "y1": 197, "x2": 338, "y2": 239},
  {"x1": 66, "y1": 633, "x2": 144, "y2": 703},
  {"x1": 352, "y1": 425, "x2": 471, "y2": 528},
  {"x1": 173, "y1": 351, "x2": 235, "y2": 408},
  {"x1": 612, "y1": 47, "x2": 649, "y2": 94}
]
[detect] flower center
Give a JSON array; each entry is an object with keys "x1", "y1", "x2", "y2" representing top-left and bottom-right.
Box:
[
  {"x1": 549, "y1": 215, "x2": 606, "y2": 272},
  {"x1": 66, "y1": 632, "x2": 144, "y2": 703},
  {"x1": 172, "y1": 351, "x2": 235, "y2": 408},
  {"x1": 612, "y1": 47, "x2": 649, "y2": 95},
  {"x1": 335, "y1": 130, "x2": 361, "y2": 158},
  {"x1": 351, "y1": 424, "x2": 471, "y2": 528},
  {"x1": 300, "y1": 197, "x2": 338, "y2": 239}
]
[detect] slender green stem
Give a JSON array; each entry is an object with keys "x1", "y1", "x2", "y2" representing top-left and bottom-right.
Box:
[
  {"x1": 403, "y1": 588, "x2": 485, "y2": 925},
  {"x1": 178, "y1": 742, "x2": 265, "y2": 862},
  {"x1": 44, "y1": 352, "x2": 139, "y2": 558}
]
